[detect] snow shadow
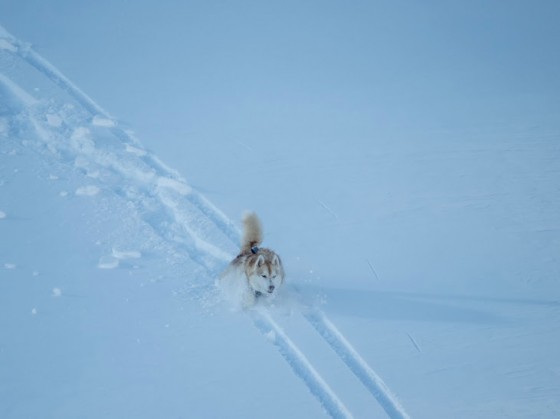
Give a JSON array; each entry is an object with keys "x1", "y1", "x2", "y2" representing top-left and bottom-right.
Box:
[{"x1": 300, "y1": 286, "x2": 557, "y2": 324}]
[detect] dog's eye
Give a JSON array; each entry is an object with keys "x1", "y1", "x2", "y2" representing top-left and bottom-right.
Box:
[{"x1": 261, "y1": 274, "x2": 268, "y2": 279}]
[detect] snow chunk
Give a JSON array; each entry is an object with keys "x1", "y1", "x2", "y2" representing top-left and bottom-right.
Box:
[
  {"x1": 70, "y1": 127, "x2": 95, "y2": 153},
  {"x1": 86, "y1": 170, "x2": 100, "y2": 179},
  {"x1": 157, "y1": 177, "x2": 191, "y2": 195},
  {"x1": 0, "y1": 211, "x2": 6, "y2": 219},
  {"x1": 125, "y1": 144, "x2": 147, "y2": 157},
  {"x1": 4, "y1": 263, "x2": 16, "y2": 269},
  {"x1": 112, "y1": 248, "x2": 142, "y2": 259},
  {"x1": 75, "y1": 185, "x2": 100, "y2": 196},
  {"x1": 97, "y1": 256, "x2": 119, "y2": 269},
  {"x1": 71, "y1": 126, "x2": 90, "y2": 139},
  {"x1": 31, "y1": 308, "x2": 37, "y2": 315},
  {"x1": 92, "y1": 115, "x2": 116, "y2": 127},
  {"x1": 52, "y1": 288, "x2": 62, "y2": 297}
]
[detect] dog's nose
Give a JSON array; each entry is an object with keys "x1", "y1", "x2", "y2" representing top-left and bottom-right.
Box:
[{"x1": 268, "y1": 285, "x2": 275, "y2": 293}]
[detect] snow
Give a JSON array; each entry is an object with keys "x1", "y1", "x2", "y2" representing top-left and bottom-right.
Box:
[
  {"x1": 112, "y1": 248, "x2": 142, "y2": 260},
  {"x1": 91, "y1": 115, "x2": 116, "y2": 128},
  {"x1": 1, "y1": 2, "x2": 560, "y2": 418},
  {"x1": 0, "y1": 38, "x2": 17, "y2": 52},
  {"x1": 75, "y1": 185, "x2": 101, "y2": 196}
]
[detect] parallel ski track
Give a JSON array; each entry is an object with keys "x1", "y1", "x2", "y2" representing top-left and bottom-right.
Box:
[
  {"x1": 252, "y1": 309, "x2": 353, "y2": 419},
  {"x1": 305, "y1": 311, "x2": 410, "y2": 419},
  {"x1": 2, "y1": 27, "x2": 409, "y2": 419}
]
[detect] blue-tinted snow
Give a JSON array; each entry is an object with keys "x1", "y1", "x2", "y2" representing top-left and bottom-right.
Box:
[{"x1": 1, "y1": 2, "x2": 560, "y2": 418}]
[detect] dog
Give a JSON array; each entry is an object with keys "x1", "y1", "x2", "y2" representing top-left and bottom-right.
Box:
[{"x1": 219, "y1": 212, "x2": 284, "y2": 307}]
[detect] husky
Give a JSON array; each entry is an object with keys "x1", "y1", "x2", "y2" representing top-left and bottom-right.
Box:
[{"x1": 219, "y1": 212, "x2": 284, "y2": 308}]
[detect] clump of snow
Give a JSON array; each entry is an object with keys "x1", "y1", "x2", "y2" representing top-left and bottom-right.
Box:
[
  {"x1": 4, "y1": 263, "x2": 16, "y2": 269},
  {"x1": 92, "y1": 115, "x2": 116, "y2": 127},
  {"x1": 52, "y1": 288, "x2": 62, "y2": 297},
  {"x1": 112, "y1": 248, "x2": 142, "y2": 259},
  {"x1": 70, "y1": 127, "x2": 95, "y2": 153},
  {"x1": 75, "y1": 185, "x2": 100, "y2": 196},
  {"x1": 125, "y1": 144, "x2": 147, "y2": 156},
  {"x1": 97, "y1": 256, "x2": 119, "y2": 269},
  {"x1": 0, "y1": 211, "x2": 6, "y2": 219},
  {"x1": 86, "y1": 170, "x2": 100, "y2": 179},
  {"x1": 30, "y1": 308, "x2": 37, "y2": 315}
]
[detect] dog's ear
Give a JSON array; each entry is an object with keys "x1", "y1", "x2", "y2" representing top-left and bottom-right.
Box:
[
  {"x1": 272, "y1": 254, "x2": 280, "y2": 266},
  {"x1": 255, "y1": 255, "x2": 265, "y2": 267}
]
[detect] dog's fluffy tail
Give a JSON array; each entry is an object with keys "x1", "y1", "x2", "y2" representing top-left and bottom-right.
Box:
[{"x1": 241, "y1": 212, "x2": 263, "y2": 253}]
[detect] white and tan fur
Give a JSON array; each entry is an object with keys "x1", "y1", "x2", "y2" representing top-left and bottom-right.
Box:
[{"x1": 219, "y1": 213, "x2": 284, "y2": 307}]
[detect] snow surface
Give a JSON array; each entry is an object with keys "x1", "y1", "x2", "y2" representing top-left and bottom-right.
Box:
[{"x1": 1, "y1": 2, "x2": 560, "y2": 418}]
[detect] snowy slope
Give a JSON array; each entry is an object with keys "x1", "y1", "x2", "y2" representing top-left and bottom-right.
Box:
[
  {"x1": 2, "y1": 10, "x2": 560, "y2": 419},
  {"x1": 0, "y1": 26, "x2": 408, "y2": 418}
]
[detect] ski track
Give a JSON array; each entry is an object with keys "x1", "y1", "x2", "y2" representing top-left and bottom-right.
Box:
[
  {"x1": 305, "y1": 311, "x2": 411, "y2": 419},
  {"x1": 252, "y1": 309, "x2": 353, "y2": 419},
  {"x1": 0, "y1": 26, "x2": 410, "y2": 419}
]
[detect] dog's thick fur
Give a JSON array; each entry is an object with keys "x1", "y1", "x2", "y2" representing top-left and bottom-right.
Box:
[{"x1": 220, "y1": 213, "x2": 284, "y2": 307}]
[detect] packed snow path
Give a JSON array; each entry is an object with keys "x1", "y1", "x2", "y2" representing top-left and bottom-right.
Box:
[{"x1": 0, "y1": 25, "x2": 409, "y2": 418}]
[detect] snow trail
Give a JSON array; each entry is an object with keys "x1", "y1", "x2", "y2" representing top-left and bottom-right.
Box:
[{"x1": 1, "y1": 25, "x2": 234, "y2": 274}]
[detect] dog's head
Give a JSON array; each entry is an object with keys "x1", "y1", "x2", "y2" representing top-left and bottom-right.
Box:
[{"x1": 246, "y1": 253, "x2": 284, "y2": 296}]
